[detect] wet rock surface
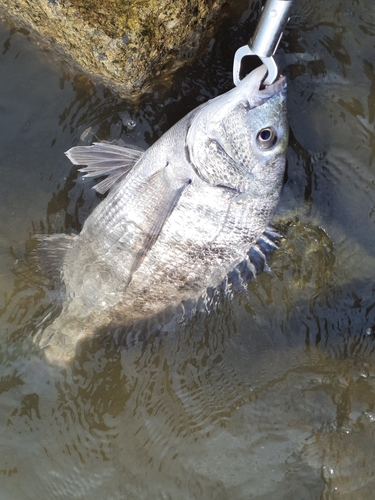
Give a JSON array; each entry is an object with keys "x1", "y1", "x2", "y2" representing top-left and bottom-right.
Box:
[{"x1": 0, "y1": 0, "x2": 229, "y2": 97}]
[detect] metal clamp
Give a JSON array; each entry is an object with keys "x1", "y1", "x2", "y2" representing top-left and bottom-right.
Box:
[{"x1": 233, "y1": 0, "x2": 293, "y2": 86}]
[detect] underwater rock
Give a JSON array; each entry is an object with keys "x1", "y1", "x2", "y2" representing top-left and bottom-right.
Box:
[{"x1": 0, "y1": 0, "x2": 229, "y2": 97}]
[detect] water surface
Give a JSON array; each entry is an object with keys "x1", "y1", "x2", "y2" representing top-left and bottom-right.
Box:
[{"x1": 1, "y1": 1, "x2": 375, "y2": 498}]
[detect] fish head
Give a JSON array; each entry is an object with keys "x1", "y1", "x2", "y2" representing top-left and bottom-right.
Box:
[{"x1": 187, "y1": 65, "x2": 288, "y2": 198}]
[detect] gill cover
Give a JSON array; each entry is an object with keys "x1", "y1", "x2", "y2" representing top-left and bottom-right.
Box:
[{"x1": 186, "y1": 65, "x2": 287, "y2": 190}]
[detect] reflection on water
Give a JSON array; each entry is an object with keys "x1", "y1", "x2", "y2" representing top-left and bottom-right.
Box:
[{"x1": 1, "y1": 0, "x2": 375, "y2": 498}]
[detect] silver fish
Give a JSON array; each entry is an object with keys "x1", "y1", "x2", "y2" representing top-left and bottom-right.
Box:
[{"x1": 36, "y1": 65, "x2": 288, "y2": 363}]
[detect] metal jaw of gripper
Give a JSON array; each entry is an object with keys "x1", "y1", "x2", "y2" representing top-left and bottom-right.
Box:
[{"x1": 233, "y1": 0, "x2": 293, "y2": 87}]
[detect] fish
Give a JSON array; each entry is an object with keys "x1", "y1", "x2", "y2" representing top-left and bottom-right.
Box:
[{"x1": 35, "y1": 64, "x2": 289, "y2": 364}]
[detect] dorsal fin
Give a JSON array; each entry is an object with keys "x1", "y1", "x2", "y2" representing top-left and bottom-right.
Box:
[
  {"x1": 65, "y1": 142, "x2": 144, "y2": 194},
  {"x1": 228, "y1": 225, "x2": 283, "y2": 292}
]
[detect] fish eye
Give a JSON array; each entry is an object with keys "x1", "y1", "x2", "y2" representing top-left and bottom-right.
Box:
[{"x1": 256, "y1": 127, "x2": 277, "y2": 149}]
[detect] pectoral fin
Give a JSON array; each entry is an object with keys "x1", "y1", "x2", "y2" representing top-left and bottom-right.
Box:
[
  {"x1": 128, "y1": 166, "x2": 192, "y2": 284},
  {"x1": 65, "y1": 142, "x2": 144, "y2": 194}
]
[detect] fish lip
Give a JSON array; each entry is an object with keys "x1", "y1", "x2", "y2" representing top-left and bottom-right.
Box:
[
  {"x1": 259, "y1": 74, "x2": 287, "y2": 98},
  {"x1": 250, "y1": 74, "x2": 286, "y2": 108}
]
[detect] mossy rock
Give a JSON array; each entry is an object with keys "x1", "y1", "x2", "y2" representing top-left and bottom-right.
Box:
[{"x1": 0, "y1": 0, "x2": 229, "y2": 97}]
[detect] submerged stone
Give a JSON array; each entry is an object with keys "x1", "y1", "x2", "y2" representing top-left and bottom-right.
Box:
[{"x1": 0, "y1": 0, "x2": 229, "y2": 97}]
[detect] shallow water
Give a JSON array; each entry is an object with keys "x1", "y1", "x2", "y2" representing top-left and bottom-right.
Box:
[{"x1": 1, "y1": 0, "x2": 375, "y2": 498}]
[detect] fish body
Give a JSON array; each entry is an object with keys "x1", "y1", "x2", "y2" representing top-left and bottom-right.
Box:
[{"x1": 37, "y1": 65, "x2": 289, "y2": 363}]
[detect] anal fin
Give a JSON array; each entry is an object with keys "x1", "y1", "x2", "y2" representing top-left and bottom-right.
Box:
[{"x1": 34, "y1": 233, "x2": 76, "y2": 293}]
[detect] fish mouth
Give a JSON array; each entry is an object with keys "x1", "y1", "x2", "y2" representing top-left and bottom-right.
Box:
[
  {"x1": 260, "y1": 74, "x2": 287, "y2": 96},
  {"x1": 251, "y1": 70, "x2": 287, "y2": 107}
]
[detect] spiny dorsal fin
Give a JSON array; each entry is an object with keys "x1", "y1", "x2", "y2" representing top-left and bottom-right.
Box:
[
  {"x1": 250, "y1": 225, "x2": 283, "y2": 274},
  {"x1": 227, "y1": 226, "x2": 282, "y2": 292},
  {"x1": 65, "y1": 142, "x2": 144, "y2": 194}
]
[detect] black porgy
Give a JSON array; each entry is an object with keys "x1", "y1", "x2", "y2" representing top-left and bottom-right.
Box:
[{"x1": 36, "y1": 65, "x2": 289, "y2": 363}]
